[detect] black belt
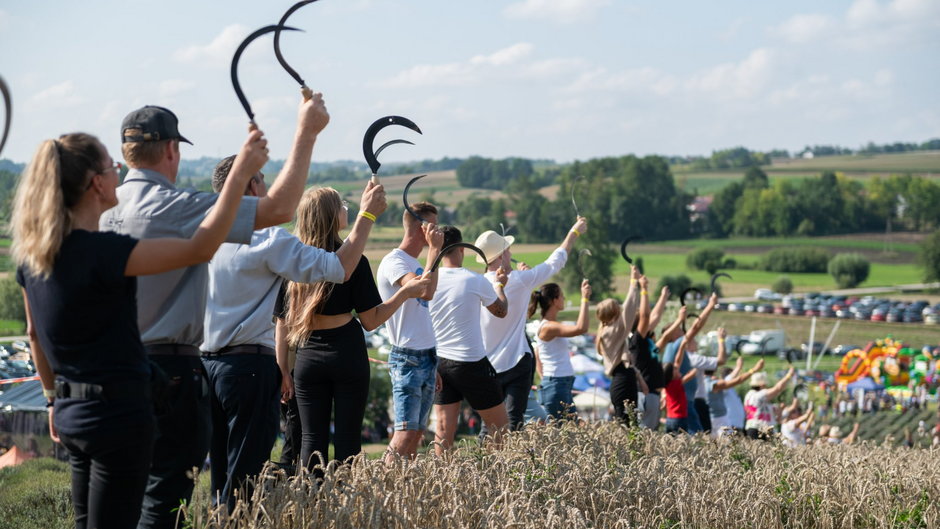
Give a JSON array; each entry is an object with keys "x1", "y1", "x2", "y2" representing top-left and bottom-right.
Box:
[
  {"x1": 202, "y1": 344, "x2": 275, "y2": 357},
  {"x1": 55, "y1": 378, "x2": 151, "y2": 402},
  {"x1": 144, "y1": 344, "x2": 201, "y2": 357}
]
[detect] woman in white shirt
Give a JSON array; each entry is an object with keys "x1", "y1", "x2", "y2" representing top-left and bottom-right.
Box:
[{"x1": 531, "y1": 280, "x2": 591, "y2": 420}]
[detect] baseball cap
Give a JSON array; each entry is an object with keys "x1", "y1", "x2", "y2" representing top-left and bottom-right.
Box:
[
  {"x1": 473, "y1": 230, "x2": 515, "y2": 265},
  {"x1": 121, "y1": 105, "x2": 193, "y2": 145}
]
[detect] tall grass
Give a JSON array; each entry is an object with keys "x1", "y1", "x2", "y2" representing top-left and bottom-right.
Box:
[{"x1": 182, "y1": 422, "x2": 939, "y2": 528}]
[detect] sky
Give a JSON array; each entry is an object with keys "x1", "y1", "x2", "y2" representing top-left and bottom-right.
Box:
[{"x1": 0, "y1": 0, "x2": 938, "y2": 166}]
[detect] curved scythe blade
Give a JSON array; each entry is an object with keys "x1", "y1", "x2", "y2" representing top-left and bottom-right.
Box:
[
  {"x1": 430, "y1": 243, "x2": 488, "y2": 273},
  {"x1": 679, "y1": 287, "x2": 703, "y2": 332},
  {"x1": 0, "y1": 76, "x2": 10, "y2": 157},
  {"x1": 710, "y1": 272, "x2": 732, "y2": 295},
  {"x1": 363, "y1": 115, "x2": 422, "y2": 181},
  {"x1": 274, "y1": 0, "x2": 319, "y2": 99},
  {"x1": 232, "y1": 25, "x2": 301, "y2": 125},
  {"x1": 403, "y1": 174, "x2": 427, "y2": 223},
  {"x1": 620, "y1": 235, "x2": 643, "y2": 264},
  {"x1": 576, "y1": 248, "x2": 592, "y2": 280},
  {"x1": 570, "y1": 175, "x2": 583, "y2": 218},
  {"x1": 374, "y1": 139, "x2": 414, "y2": 159}
]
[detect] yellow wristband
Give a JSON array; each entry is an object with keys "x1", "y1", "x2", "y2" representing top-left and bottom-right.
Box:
[
  {"x1": 718, "y1": 338, "x2": 725, "y2": 343},
  {"x1": 581, "y1": 297, "x2": 589, "y2": 303},
  {"x1": 42, "y1": 388, "x2": 56, "y2": 399},
  {"x1": 631, "y1": 279, "x2": 638, "y2": 285},
  {"x1": 641, "y1": 290, "x2": 649, "y2": 296},
  {"x1": 496, "y1": 283, "x2": 505, "y2": 289},
  {"x1": 359, "y1": 211, "x2": 377, "y2": 222},
  {"x1": 569, "y1": 229, "x2": 580, "y2": 237}
]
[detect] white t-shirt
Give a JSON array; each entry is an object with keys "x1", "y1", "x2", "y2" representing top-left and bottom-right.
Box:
[
  {"x1": 482, "y1": 247, "x2": 567, "y2": 373},
  {"x1": 722, "y1": 377, "x2": 746, "y2": 430},
  {"x1": 689, "y1": 353, "x2": 719, "y2": 400},
  {"x1": 536, "y1": 320, "x2": 574, "y2": 377},
  {"x1": 428, "y1": 267, "x2": 498, "y2": 362},
  {"x1": 377, "y1": 249, "x2": 436, "y2": 350}
]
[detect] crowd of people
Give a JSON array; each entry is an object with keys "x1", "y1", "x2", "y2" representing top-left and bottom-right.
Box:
[{"x1": 9, "y1": 94, "x2": 938, "y2": 529}]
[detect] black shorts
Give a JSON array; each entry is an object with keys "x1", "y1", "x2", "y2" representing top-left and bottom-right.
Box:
[{"x1": 435, "y1": 357, "x2": 504, "y2": 410}]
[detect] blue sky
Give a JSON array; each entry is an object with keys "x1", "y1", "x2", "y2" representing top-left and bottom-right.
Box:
[{"x1": 1, "y1": 0, "x2": 937, "y2": 166}]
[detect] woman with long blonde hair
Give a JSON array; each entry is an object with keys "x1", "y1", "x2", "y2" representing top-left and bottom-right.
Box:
[
  {"x1": 275, "y1": 187, "x2": 428, "y2": 470},
  {"x1": 13, "y1": 129, "x2": 267, "y2": 528}
]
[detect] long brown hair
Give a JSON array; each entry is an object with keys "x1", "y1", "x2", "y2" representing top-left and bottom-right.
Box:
[
  {"x1": 12, "y1": 133, "x2": 102, "y2": 278},
  {"x1": 285, "y1": 187, "x2": 345, "y2": 346}
]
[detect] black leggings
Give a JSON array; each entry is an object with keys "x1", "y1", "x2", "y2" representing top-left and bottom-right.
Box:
[
  {"x1": 609, "y1": 364, "x2": 638, "y2": 424},
  {"x1": 294, "y1": 319, "x2": 370, "y2": 470}
]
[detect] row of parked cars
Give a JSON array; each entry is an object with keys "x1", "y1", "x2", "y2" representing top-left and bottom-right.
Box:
[
  {"x1": 0, "y1": 344, "x2": 35, "y2": 380},
  {"x1": 722, "y1": 292, "x2": 940, "y2": 325}
]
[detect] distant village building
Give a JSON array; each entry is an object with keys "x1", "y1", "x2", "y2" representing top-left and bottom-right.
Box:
[{"x1": 687, "y1": 195, "x2": 713, "y2": 227}]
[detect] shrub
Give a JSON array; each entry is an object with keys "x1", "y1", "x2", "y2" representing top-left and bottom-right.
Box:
[
  {"x1": 686, "y1": 247, "x2": 725, "y2": 274},
  {"x1": 657, "y1": 275, "x2": 692, "y2": 298},
  {"x1": 920, "y1": 229, "x2": 940, "y2": 283},
  {"x1": 0, "y1": 276, "x2": 25, "y2": 321},
  {"x1": 828, "y1": 253, "x2": 870, "y2": 288},
  {"x1": 772, "y1": 276, "x2": 794, "y2": 294},
  {"x1": 759, "y1": 247, "x2": 830, "y2": 273}
]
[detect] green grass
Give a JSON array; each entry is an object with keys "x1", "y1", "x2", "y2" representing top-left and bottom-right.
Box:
[
  {"x1": 0, "y1": 319, "x2": 25, "y2": 335},
  {"x1": 641, "y1": 236, "x2": 921, "y2": 254},
  {"x1": 0, "y1": 458, "x2": 72, "y2": 529}
]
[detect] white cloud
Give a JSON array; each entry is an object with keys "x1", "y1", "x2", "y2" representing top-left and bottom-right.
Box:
[
  {"x1": 381, "y1": 43, "x2": 538, "y2": 88},
  {"x1": 718, "y1": 17, "x2": 748, "y2": 41},
  {"x1": 503, "y1": 0, "x2": 611, "y2": 23},
  {"x1": 174, "y1": 24, "x2": 249, "y2": 64},
  {"x1": 27, "y1": 81, "x2": 84, "y2": 110},
  {"x1": 685, "y1": 48, "x2": 774, "y2": 99},
  {"x1": 771, "y1": 13, "x2": 832, "y2": 43},
  {"x1": 0, "y1": 9, "x2": 10, "y2": 31}
]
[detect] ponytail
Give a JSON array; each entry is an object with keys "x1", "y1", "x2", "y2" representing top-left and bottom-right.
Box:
[
  {"x1": 12, "y1": 133, "x2": 102, "y2": 278},
  {"x1": 528, "y1": 283, "x2": 561, "y2": 319}
]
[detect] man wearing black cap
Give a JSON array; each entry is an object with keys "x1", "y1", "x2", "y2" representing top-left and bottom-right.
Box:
[{"x1": 100, "y1": 96, "x2": 329, "y2": 529}]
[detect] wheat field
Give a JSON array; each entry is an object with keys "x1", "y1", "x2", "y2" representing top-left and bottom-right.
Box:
[{"x1": 181, "y1": 422, "x2": 938, "y2": 529}]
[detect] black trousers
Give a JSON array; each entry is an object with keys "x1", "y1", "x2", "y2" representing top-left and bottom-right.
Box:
[
  {"x1": 139, "y1": 355, "x2": 211, "y2": 529},
  {"x1": 278, "y1": 371, "x2": 302, "y2": 472},
  {"x1": 694, "y1": 397, "x2": 712, "y2": 434},
  {"x1": 204, "y1": 353, "x2": 280, "y2": 510},
  {"x1": 480, "y1": 353, "x2": 533, "y2": 438},
  {"x1": 58, "y1": 416, "x2": 154, "y2": 529},
  {"x1": 294, "y1": 320, "x2": 370, "y2": 469},
  {"x1": 609, "y1": 364, "x2": 638, "y2": 425}
]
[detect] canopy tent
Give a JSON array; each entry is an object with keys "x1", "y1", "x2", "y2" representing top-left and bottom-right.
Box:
[
  {"x1": 573, "y1": 387, "x2": 611, "y2": 409},
  {"x1": 570, "y1": 353, "x2": 605, "y2": 374},
  {"x1": 0, "y1": 379, "x2": 46, "y2": 412},
  {"x1": 846, "y1": 376, "x2": 884, "y2": 393}
]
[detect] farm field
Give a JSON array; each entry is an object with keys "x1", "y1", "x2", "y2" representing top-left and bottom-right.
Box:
[{"x1": 4, "y1": 421, "x2": 939, "y2": 529}]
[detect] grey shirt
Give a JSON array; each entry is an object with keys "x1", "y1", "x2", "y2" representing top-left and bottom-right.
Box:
[
  {"x1": 99, "y1": 168, "x2": 258, "y2": 346},
  {"x1": 201, "y1": 227, "x2": 345, "y2": 352}
]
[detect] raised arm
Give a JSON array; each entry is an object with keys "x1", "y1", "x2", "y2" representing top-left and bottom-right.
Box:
[
  {"x1": 656, "y1": 305, "x2": 687, "y2": 351},
  {"x1": 418, "y1": 224, "x2": 444, "y2": 300},
  {"x1": 636, "y1": 275, "x2": 652, "y2": 337},
  {"x1": 712, "y1": 358, "x2": 764, "y2": 391},
  {"x1": 334, "y1": 181, "x2": 386, "y2": 281},
  {"x1": 766, "y1": 366, "x2": 796, "y2": 400},
  {"x1": 254, "y1": 94, "x2": 330, "y2": 228},
  {"x1": 125, "y1": 129, "x2": 268, "y2": 276},
  {"x1": 648, "y1": 285, "x2": 670, "y2": 333},
  {"x1": 620, "y1": 267, "x2": 641, "y2": 332},
  {"x1": 358, "y1": 275, "x2": 432, "y2": 331},
  {"x1": 684, "y1": 293, "x2": 718, "y2": 342},
  {"x1": 539, "y1": 280, "x2": 591, "y2": 339},
  {"x1": 715, "y1": 327, "x2": 728, "y2": 366},
  {"x1": 485, "y1": 267, "x2": 510, "y2": 318},
  {"x1": 560, "y1": 217, "x2": 587, "y2": 254}
]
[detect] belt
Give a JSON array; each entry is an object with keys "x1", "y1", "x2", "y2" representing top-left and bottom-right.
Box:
[
  {"x1": 55, "y1": 379, "x2": 151, "y2": 401},
  {"x1": 144, "y1": 344, "x2": 201, "y2": 357},
  {"x1": 202, "y1": 344, "x2": 275, "y2": 357}
]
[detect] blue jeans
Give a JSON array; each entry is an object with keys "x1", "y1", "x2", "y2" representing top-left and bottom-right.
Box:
[
  {"x1": 524, "y1": 388, "x2": 549, "y2": 424},
  {"x1": 539, "y1": 375, "x2": 575, "y2": 420},
  {"x1": 685, "y1": 399, "x2": 703, "y2": 434},
  {"x1": 388, "y1": 346, "x2": 438, "y2": 431},
  {"x1": 665, "y1": 417, "x2": 689, "y2": 434}
]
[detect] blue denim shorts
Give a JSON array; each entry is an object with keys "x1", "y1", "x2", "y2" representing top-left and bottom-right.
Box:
[{"x1": 387, "y1": 346, "x2": 437, "y2": 431}]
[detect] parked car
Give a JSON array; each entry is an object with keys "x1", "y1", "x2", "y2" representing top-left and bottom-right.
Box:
[
  {"x1": 754, "y1": 288, "x2": 782, "y2": 301},
  {"x1": 738, "y1": 329, "x2": 786, "y2": 355},
  {"x1": 801, "y1": 342, "x2": 831, "y2": 357}
]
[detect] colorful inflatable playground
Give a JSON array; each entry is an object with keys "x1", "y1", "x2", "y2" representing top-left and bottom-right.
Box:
[{"x1": 835, "y1": 336, "x2": 938, "y2": 398}]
